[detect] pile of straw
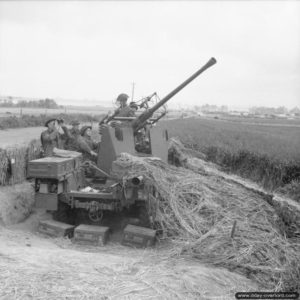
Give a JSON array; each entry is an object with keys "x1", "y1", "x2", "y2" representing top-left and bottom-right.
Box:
[
  {"x1": 113, "y1": 148, "x2": 300, "y2": 291},
  {"x1": 0, "y1": 139, "x2": 42, "y2": 186}
]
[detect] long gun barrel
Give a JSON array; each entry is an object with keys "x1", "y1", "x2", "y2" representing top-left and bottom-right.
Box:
[{"x1": 132, "y1": 57, "x2": 217, "y2": 132}]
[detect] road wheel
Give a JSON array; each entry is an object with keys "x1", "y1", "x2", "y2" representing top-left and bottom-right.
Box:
[{"x1": 74, "y1": 208, "x2": 103, "y2": 225}]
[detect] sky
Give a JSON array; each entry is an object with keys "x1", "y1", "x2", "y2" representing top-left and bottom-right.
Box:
[{"x1": 0, "y1": 1, "x2": 299, "y2": 110}]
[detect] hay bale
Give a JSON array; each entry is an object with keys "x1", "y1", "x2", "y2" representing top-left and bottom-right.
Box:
[
  {"x1": 0, "y1": 149, "x2": 9, "y2": 185},
  {"x1": 0, "y1": 181, "x2": 35, "y2": 225},
  {"x1": 112, "y1": 151, "x2": 300, "y2": 291},
  {"x1": 5, "y1": 146, "x2": 27, "y2": 184}
]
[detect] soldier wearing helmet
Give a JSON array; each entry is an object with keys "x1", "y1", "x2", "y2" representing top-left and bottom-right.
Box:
[
  {"x1": 41, "y1": 118, "x2": 75, "y2": 156},
  {"x1": 115, "y1": 93, "x2": 135, "y2": 118},
  {"x1": 64, "y1": 120, "x2": 81, "y2": 151},
  {"x1": 107, "y1": 93, "x2": 137, "y2": 130},
  {"x1": 116, "y1": 93, "x2": 129, "y2": 106},
  {"x1": 80, "y1": 125, "x2": 99, "y2": 161},
  {"x1": 40, "y1": 118, "x2": 61, "y2": 156}
]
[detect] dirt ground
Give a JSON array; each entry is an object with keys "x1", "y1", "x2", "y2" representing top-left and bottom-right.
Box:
[{"x1": 0, "y1": 209, "x2": 257, "y2": 300}]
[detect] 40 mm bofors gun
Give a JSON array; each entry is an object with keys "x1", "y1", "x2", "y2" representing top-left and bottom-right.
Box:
[
  {"x1": 98, "y1": 57, "x2": 217, "y2": 172},
  {"x1": 27, "y1": 57, "x2": 217, "y2": 232}
]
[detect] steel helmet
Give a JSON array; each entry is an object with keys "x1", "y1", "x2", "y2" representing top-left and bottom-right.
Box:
[{"x1": 116, "y1": 93, "x2": 129, "y2": 103}]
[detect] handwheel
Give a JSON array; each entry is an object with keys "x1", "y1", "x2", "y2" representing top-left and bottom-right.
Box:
[{"x1": 88, "y1": 209, "x2": 104, "y2": 223}]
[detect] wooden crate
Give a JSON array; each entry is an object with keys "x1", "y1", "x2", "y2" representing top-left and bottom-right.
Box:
[
  {"x1": 73, "y1": 224, "x2": 110, "y2": 246},
  {"x1": 38, "y1": 220, "x2": 75, "y2": 238},
  {"x1": 122, "y1": 224, "x2": 156, "y2": 248},
  {"x1": 27, "y1": 157, "x2": 75, "y2": 179}
]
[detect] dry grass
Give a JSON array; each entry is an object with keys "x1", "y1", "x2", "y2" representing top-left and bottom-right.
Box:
[
  {"x1": 0, "y1": 181, "x2": 35, "y2": 225},
  {"x1": 0, "y1": 139, "x2": 42, "y2": 186},
  {"x1": 112, "y1": 141, "x2": 300, "y2": 291}
]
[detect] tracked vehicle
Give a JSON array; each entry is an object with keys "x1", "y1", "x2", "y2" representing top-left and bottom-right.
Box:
[{"x1": 28, "y1": 58, "x2": 217, "y2": 229}]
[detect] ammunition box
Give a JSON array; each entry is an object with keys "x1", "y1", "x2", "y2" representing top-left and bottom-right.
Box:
[
  {"x1": 122, "y1": 224, "x2": 156, "y2": 248},
  {"x1": 28, "y1": 157, "x2": 75, "y2": 179},
  {"x1": 73, "y1": 225, "x2": 110, "y2": 246},
  {"x1": 38, "y1": 220, "x2": 75, "y2": 238}
]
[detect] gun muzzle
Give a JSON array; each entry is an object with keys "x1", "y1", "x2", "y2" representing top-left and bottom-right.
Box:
[{"x1": 131, "y1": 176, "x2": 144, "y2": 186}]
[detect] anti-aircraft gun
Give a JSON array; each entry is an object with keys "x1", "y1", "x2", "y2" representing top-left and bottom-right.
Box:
[
  {"x1": 27, "y1": 57, "x2": 217, "y2": 231},
  {"x1": 97, "y1": 57, "x2": 217, "y2": 173}
]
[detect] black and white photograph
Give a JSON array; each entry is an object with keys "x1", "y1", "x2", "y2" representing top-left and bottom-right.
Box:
[{"x1": 0, "y1": 1, "x2": 299, "y2": 299}]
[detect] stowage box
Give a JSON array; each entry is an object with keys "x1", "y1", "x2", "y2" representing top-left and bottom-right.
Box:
[
  {"x1": 27, "y1": 157, "x2": 75, "y2": 179},
  {"x1": 73, "y1": 224, "x2": 110, "y2": 246},
  {"x1": 38, "y1": 219, "x2": 75, "y2": 238},
  {"x1": 122, "y1": 224, "x2": 156, "y2": 248}
]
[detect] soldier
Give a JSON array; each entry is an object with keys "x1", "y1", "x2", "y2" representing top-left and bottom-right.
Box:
[
  {"x1": 64, "y1": 120, "x2": 81, "y2": 151},
  {"x1": 80, "y1": 125, "x2": 99, "y2": 161},
  {"x1": 63, "y1": 120, "x2": 97, "y2": 158},
  {"x1": 40, "y1": 118, "x2": 61, "y2": 157},
  {"x1": 115, "y1": 93, "x2": 135, "y2": 117}
]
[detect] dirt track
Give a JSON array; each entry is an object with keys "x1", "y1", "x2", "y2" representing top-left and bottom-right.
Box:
[{"x1": 0, "y1": 210, "x2": 257, "y2": 300}]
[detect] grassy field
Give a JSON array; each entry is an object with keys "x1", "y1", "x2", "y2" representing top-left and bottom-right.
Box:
[
  {"x1": 160, "y1": 117, "x2": 300, "y2": 161},
  {"x1": 158, "y1": 117, "x2": 300, "y2": 197}
]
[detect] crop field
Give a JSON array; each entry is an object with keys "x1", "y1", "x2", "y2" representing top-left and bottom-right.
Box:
[
  {"x1": 159, "y1": 117, "x2": 300, "y2": 161},
  {"x1": 213, "y1": 115, "x2": 300, "y2": 126},
  {"x1": 158, "y1": 117, "x2": 300, "y2": 197}
]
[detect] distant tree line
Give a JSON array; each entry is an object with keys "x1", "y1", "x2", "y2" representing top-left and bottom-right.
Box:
[
  {"x1": 193, "y1": 104, "x2": 228, "y2": 113},
  {"x1": 249, "y1": 106, "x2": 300, "y2": 115},
  {"x1": 192, "y1": 104, "x2": 300, "y2": 115},
  {"x1": 0, "y1": 98, "x2": 63, "y2": 109}
]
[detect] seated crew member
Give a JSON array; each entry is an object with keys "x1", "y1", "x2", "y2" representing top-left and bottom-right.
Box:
[
  {"x1": 64, "y1": 120, "x2": 81, "y2": 151},
  {"x1": 80, "y1": 125, "x2": 99, "y2": 162}
]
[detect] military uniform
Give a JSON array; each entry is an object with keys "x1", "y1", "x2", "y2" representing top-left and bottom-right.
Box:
[
  {"x1": 64, "y1": 127, "x2": 81, "y2": 151},
  {"x1": 40, "y1": 128, "x2": 61, "y2": 157},
  {"x1": 115, "y1": 105, "x2": 135, "y2": 117},
  {"x1": 80, "y1": 126, "x2": 99, "y2": 162},
  {"x1": 41, "y1": 118, "x2": 67, "y2": 157}
]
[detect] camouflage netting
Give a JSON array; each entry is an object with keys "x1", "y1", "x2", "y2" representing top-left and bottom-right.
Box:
[{"x1": 112, "y1": 140, "x2": 300, "y2": 292}]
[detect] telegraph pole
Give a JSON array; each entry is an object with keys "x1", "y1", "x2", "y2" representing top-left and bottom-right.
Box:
[{"x1": 131, "y1": 82, "x2": 135, "y2": 102}]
